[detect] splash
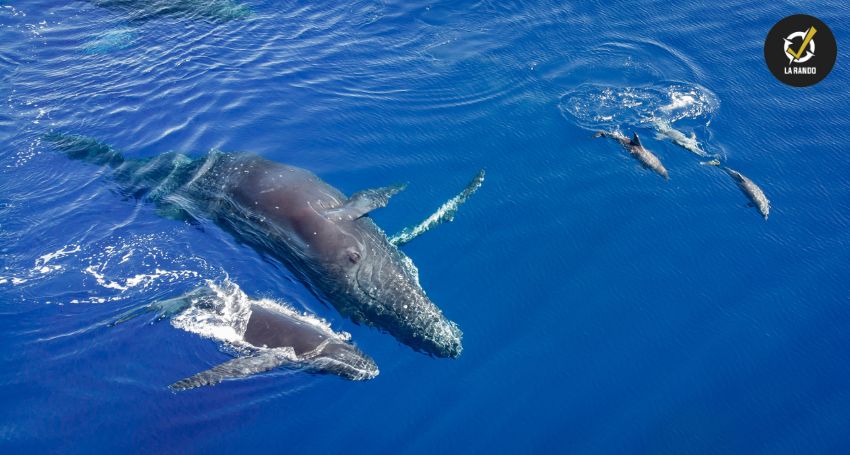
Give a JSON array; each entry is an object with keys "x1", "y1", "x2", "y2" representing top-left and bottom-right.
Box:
[
  {"x1": 81, "y1": 234, "x2": 204, "y2": 298},
  {"x1": 170, "y1": 280, "x2": 252, "y2": 345},
  {"x1": 558, "y1": 82, "x2": 719, "y2": 131},
  {"x1": 0, "y1": 243, "x2": 81, "y2": 286}
]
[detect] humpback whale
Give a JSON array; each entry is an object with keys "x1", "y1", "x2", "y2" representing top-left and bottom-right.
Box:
[
  {"x1": 702, "y1": 160, "x2": 770, "y2": 219},
  {"x1": 593, "y1": 131, "x2": 670, "y2": 180},
  {"x1": 115, "y1": 286, "x2": 379, "y2": 389},
  {"x1": 651, "y1": 119, "x2": 711, "y2": 157},
  {"x1": 47, "y1": 133, "x2": 463, "y2": 358}
]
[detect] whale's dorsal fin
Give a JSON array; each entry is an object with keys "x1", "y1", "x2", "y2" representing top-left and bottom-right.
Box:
[
  {"x1": 170, "y1": 348, "x2": 298, "y2": 391},
  {"x1": 326, "y1": 183, "x2": 407, "y2": 221},
  {"x1": 631, "y1": 133, "x2": 642, "y2": 147}
]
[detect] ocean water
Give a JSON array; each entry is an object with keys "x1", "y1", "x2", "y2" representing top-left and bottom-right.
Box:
[{"x1": 2, "y1": 0, "x2": 850, "y2": 453}]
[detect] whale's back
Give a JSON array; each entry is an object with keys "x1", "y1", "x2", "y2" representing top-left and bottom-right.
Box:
[{"x1": 243, "y1": 304, "x2": 329, "y2": 355}]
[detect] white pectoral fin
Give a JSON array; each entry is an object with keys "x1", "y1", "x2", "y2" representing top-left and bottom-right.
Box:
[
  {"x1": 389, "y1": 170, "x2": 485, "y2": 247},
  {"x1": 325, "y1": 183, "x2": 407, "y2": 221},
  {"x1": 169, "y1": 348, "x2": 298, "y2": 391}
]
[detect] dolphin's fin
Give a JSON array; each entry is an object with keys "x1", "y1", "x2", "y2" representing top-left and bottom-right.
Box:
[
  {"x1": 389, "y1": 170, "x2": 485, "y2": 247},
  {"x1": 170, "y1": 348, "x2": 298, "y2": 391},
  {"x1": 631, "y1": 133, "x2": 642, "y2": 147},
  {"x1": 326, "y1": 183, "x2": 407, "y2": 221}
]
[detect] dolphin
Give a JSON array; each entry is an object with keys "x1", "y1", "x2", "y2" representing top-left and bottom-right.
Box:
[
  {"x1": 46, "y1": 133, "x2": 463, "y2": 358},
  {"x1": 593, "y1": 131, "x2": 670, "y2": 180},
  {"x1": 115, "y1": 286, "x2": 379, "y2": 389},
  {"x1": 701, "y1": 159, "x2": 770, "y2": 219},
  {"x1": 651, "y1": 119, "x2": 711, "y2": 157}
]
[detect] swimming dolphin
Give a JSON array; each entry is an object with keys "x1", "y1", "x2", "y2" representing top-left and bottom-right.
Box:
[
  {"x1": 593, "y1": 131, "x2": 670, "y2": 180},
  {"x1": 46, "y1": 133, "x2": 463, "y2": 358},
  {"x1": 651, "y1": 119, "x2": 711, "y2": 157},
  {"x1": 701, "y1": 159, "x2": 770, "y2": 219},
  {"x1": 115, "y1": 286, "x2": 379, "y2": 389}
]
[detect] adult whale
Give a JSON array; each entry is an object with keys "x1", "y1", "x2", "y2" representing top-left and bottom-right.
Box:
[{"x1": 47, "y1": 133, "x2": 463, "y2": 358}]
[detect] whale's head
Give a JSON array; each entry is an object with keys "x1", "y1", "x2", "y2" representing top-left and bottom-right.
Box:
[
  {"x1": 312, "y1": 340, "x2": 379, "y2": 380},
  {"x1": 320, "y1": 219, "x2": 463, "y2": 358}
]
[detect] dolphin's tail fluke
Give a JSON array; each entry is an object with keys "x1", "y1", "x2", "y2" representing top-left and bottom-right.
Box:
[
  {"x1": 592, "y1": 131, "x2": 606, "y2": 139},
  {"x1": 700, "y1": 159, "x2": 721, "y2": 167},
  {"x1": 43, "y1": 131, "x2": 125, "y2": 168}
]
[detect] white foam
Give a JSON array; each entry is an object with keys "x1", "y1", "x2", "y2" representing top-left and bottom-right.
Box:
[{"x1": 660, "y1": 93, "x2": 696, "y2": 112}]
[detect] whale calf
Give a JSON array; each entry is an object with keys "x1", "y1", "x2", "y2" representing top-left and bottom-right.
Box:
[
  {"x1": 47, "y1": 133, "x2": 463, "y2": 358},
  {"x1": 115, "y1": 285, "x2": 379, "y2": 389},
  {"x1": 594, "y1": 131, "x2": 669, "y2": 180},
  {"x1": 651, "y1": 119, "x2": 711, "y2": 157},
  {"x1": 702, "y1": 159, "x2": 770, "y2": 219}
]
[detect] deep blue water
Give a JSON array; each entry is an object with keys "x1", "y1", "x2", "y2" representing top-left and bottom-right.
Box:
[{"x1": 2, "y1": 0, "x2": 850, "y2": 453}]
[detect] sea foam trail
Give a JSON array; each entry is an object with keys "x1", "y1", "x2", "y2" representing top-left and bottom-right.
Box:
[{"x1": 389, "y1": 170, "x2": 485, "y2": 247}]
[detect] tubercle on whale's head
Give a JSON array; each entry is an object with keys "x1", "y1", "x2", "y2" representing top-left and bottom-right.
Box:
[
  {"x1": 308, "y1": 217, "x2": 463, "y2": 358},
  {"x1": 349, "y1": 239, "x2": 463, "y2": 359}
]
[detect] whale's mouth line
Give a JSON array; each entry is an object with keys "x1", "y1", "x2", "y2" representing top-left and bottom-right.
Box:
[{"x1": 355, "y1": 262, "x2": 382, "y2": 304}]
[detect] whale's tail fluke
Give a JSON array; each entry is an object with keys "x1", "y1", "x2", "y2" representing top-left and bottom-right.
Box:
[
  {"x1": 700, "y1": 159, "x2": 721, "y2": 167},
  {"x1": 43, "y1": 131, "x2": 125, "y2": 168}
]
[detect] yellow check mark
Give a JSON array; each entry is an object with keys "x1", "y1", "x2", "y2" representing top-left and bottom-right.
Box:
[{"x1": 787, "y1": 26, "x2": 817, "y2": 60}]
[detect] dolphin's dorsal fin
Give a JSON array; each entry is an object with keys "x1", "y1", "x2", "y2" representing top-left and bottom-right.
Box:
[
  {"x1": 631, "y1": 133, "x2": 642, "y2": 147},
  {"x1": 170, "y1": 348, "x2": 298, "y2": 391},
  {"x1": 326, "y1": 183, "x2": 407, "y2": 221}
]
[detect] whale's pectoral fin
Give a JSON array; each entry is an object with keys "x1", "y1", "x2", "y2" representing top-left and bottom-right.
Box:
[
  {"x1": 389, "y1": 169, "x2": 485, "y2": 247},
  {"x1": 325, "y1": 183, "x2": 407, "y2": 221},
  {"x1": 170, "y1": 348, "x2": 298, "y2": 391}
]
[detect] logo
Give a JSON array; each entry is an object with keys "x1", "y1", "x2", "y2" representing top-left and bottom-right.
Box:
[{"x1": 764, "y1": 15, "x2": 836, "y2": 87}]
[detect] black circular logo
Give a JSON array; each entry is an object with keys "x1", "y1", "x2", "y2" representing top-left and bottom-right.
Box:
[{"x1": 764, "y1": 14, "x2": 837, "y2": 87}]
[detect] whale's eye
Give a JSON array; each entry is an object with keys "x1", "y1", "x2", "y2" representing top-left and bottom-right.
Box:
[{"x1": 348, "y1": 250, "x2": 361, "y2": 264}]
